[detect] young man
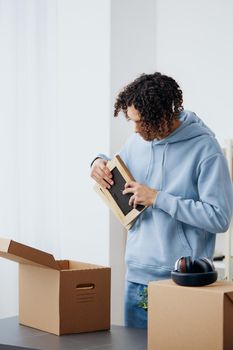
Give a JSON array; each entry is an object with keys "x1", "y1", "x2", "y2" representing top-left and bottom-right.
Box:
[{"x1": 90, "y1": 72, "x2": 233, "y2": 328}]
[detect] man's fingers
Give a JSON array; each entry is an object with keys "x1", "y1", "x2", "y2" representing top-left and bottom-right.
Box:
[
  {"x1": 101, "y1": 173, "x2": 113, "y2": 185},
  {"x1": 123, "y1": 187, "x2": 135, "y2": 195},
  {"x1": 124, "y1": 181, "x2": 136, "y2": 188},
  {"x1": 105, "y1": 169, "x2": 113, "y2": 178},
  {"x1": 129, "y1": 194, "x2": 139, "y2": 208},
  {"x1": 100, "y1": 165, "x2": 112, "y2": 179},
  {"x1": 90, "y1": 159, "x2": 114, "y2": 189},
  {"x1": 129, "y1": 194, "x2": 135, "y2": 207},
  {"x1": 99, "y1": 167, "x2": 113, "y2": 184},
  {"x1": 91, "y1": 173, "x2": 111, "y2": 189},
  {"x1": 93, "y1": 168, "x2": 113, "y2": 186}
]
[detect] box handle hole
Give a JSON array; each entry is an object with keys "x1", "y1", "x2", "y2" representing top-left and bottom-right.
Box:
[{"x1": 76, "y1": 283, "x2": 95, "y2": 290}]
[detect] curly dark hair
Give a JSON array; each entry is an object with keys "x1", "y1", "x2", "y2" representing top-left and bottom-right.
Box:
[{"x1": 114, "y1": 72, "x2": 183, "y2": 139}]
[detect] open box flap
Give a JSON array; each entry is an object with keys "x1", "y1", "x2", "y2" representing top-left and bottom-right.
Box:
[{"x1": 0, "y1": 238, "x2": 60, "y2": 270}]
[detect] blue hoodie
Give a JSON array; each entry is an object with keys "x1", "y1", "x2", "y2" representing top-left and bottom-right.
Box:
[{"x1": 98, "y1": 110, "x2": 233, "y2": 285}]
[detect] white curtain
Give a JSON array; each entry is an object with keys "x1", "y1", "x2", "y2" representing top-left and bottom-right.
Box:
[
  {"x1": 0, "y1": 0, "x2": 111, "y2": 318},
  {"x1": 0, "y1": 0, "x2": 60, "y2": 318},
  {"x1": 0, "y1": 0, "x2": 61, "y2": 317},
  {"x1": 0, "y1": 0, "x2": 60, "y2": 254}
]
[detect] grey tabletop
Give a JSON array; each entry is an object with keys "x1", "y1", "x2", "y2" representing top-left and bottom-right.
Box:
[{"x1": 0, "y1": 317, "x2": 147, "y2": 350}]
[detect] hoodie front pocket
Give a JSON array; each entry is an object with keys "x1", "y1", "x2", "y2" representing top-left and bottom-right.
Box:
[{"x1": 177, "y1": 221, "x2": 192, "y2": 255}]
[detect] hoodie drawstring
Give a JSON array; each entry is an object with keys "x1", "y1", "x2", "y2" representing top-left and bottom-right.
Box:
[
  {"x1": 145, "y1": 142, "x2": 153, "y2": 181},
  {"x1": 145, "y1": 142, "x2": 168, "y2": 190},
  {"x1": 161, "y1": 143, "x2": 168, "y2": 190}
]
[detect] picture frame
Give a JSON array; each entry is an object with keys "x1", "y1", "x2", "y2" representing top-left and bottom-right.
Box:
[{"x1": 94, "y1": 155, "x2": 146, "y2": 230}]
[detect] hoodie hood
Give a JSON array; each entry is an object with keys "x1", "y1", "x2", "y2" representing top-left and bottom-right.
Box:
[{"x1": 152, "y1": 110, "x2": 215, "y2": 145}]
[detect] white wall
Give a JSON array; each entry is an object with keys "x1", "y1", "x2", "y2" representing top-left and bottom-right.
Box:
[
  {"x1": 155, "y1": 0, "x2": 233, "y2": 262},
  {"x1": 155, "y1": 0, "x2": 233, "y2": 145},
  {"x1": 56, "y1": 0, "x2": 110, "y2": 265}
]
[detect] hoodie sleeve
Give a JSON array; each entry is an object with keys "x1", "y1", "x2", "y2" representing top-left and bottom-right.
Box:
[
  {"x1": 91, "y1": 135, "x2": 134, "y2": 167},
  {"x1": 91, "y1": 153, "x2": 111, "y2": 163},
  {"x1": 153, "y1": 153, "x2": 233, "y2": 233}
]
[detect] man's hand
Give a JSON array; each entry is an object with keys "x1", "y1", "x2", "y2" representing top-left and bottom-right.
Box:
[
  {"x1": 90, "y1": 158, "x2": 114, "y2": 189},
  {"x1": 123, "y1": 181, "x2": 157, "y2": 207}
]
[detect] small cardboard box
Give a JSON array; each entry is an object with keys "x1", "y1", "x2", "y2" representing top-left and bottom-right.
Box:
[
  {"x1": 148, "y1": 279, "x2": 233, "y2": 350},
  {"x1": 0, "y1": 238, "x2": 111, "y2": 335}
]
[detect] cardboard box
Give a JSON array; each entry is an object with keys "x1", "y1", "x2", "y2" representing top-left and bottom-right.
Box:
[
  {"x1": 0, "y1": 238, "x2": 111, "y2": 335},
  {"x1": 94, "y1": 155, "x2": 146, "y2": 230},
  {"x1": 148, "y1": 279, "x2": 233, "y2": 350}
]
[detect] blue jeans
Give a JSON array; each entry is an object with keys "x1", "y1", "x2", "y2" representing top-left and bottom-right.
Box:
[{"x1": 124, "y1": 280, "x2": 147, "y2": 329}]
